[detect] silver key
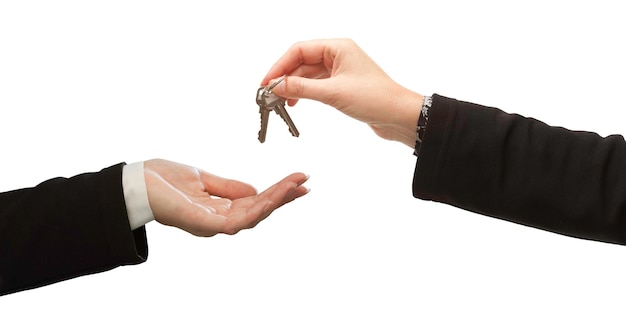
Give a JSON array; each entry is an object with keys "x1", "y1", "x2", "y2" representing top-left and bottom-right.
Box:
[
  {"x1": 257, "y1": 94, "x2": 270, "y2": 143},
  {"x1": 256, "y1": 76, "x2": 300, "y2": 143}
]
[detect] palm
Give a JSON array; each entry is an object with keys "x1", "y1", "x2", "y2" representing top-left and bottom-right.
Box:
[{"x1": 143, "y1": 159, "x2": 308, "y2": 237}]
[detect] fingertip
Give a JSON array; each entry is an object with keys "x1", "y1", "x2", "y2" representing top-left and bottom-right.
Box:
[
  {"x1": 294, "y1": 186, "x2": 310, "y2": 198},
  {"x1": 286, "y1": 172, "x2": 310, "y2": 185},
  {"x1": 225, "y1": 182, "x2": 257, "y2": 199},
  {"x1": 284, "y1": 185, "x2": 310, "y2": 204},
  {"x1": 300, "y1": 173, "x2": 311, "y2": 185},
  {"x1": 287, "y1": 98, "x2": 299, "y2": 107},
  {"x1": 244, "y1": 183, "x2": 258, "y2": 196},
  {"x1": 298, "y1": 184, "x2": 311, "y2": 195},
  {"x1": 264, "y1": 76, "x2": 300, "y2": 106},
  {"x1": 269, "y1": 77, "x2": 286, "y2": 95}
]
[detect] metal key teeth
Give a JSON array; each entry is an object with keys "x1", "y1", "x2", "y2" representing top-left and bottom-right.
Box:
[
  {"x1": 274, "y1": 104, "x2": 299, "y2": 137},
  {"x1": 258, "y1": 108, "x2": 269, "y2": 143},
  {"x1": 280, "y1": 116, "x2": 299, "y2": 137}
]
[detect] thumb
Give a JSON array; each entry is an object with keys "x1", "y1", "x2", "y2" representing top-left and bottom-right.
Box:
[{"x1": 270, "y1": 75, "x2": 335, "y2": 106}]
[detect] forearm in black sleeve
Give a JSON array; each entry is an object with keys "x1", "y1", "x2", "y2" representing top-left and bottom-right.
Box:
[
  {"x1": 0, "y1": 163, "x2": 148, "y2": 295},
  {"x1": 413, "y1": 94, "x2": 626, "y2": 245}
]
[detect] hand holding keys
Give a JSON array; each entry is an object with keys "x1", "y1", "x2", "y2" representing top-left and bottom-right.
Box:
[{"x1": 256, "y1": 76, "x2": 300, "y2": 143}]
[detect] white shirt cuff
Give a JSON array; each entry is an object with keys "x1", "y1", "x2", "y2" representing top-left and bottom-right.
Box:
[{"x1": 122, "y1": 161, "x2": 155, "y2": 230}]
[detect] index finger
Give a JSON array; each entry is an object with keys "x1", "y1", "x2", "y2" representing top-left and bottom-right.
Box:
[
  {"x1": 223, "y1": 172, "x2": 310, "y2": 233},
  {"x1": 261, "y1": 39, "x2": 338, "y2": 86}
]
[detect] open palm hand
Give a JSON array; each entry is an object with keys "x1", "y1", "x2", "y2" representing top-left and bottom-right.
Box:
[{"x1": 143, "y1": 159, "x2": 309, "y2": 237}]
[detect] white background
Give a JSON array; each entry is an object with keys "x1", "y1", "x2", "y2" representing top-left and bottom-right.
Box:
[{"x1": 1, "y1": 1, "x2": 626, "y2": 329}]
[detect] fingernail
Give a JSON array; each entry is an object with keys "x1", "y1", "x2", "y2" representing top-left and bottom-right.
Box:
[{"x1": 268, "y1": 76, "x2": 286, "y2": 94}]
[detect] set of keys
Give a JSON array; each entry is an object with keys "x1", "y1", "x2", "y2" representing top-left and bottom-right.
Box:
[{"x1": 256, "y1": 76, "x2": 299, "y2": 143}]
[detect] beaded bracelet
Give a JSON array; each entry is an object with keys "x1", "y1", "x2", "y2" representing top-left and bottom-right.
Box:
[{"x1": 414, "y1": 95, "x2": 433, "y2": 157}]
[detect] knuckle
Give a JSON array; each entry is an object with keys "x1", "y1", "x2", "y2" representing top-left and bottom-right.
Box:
[
  {"x1": 222, "y1": 224, "x2": 240, "y2": 236},
  {"x1": 337, "y1": 38, "x2": 355, "y2": 47}
]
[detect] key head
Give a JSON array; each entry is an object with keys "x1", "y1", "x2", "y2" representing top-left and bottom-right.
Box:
[
  {"x1": 263, "y1": 91, "x2": 286, "y2": 108},
  {"x1": 256, "y1": 87, "x2": 268, "y2": 107},
  {"x1": 258, "y1": 75, "x2": 286, "y2": 108}
]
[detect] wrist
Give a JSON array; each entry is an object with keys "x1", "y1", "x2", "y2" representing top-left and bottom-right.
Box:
[
  {"x1": 366, "y1": 85, "x2": 422, "y2": 148},
  {"x1": 387, "y1": 88, "x2": 423, "y2": 148}
]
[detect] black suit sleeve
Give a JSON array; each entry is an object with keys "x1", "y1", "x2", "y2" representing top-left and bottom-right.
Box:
[
  {"x1": 0, "y1": 163, "x2": 148, "y2": 296},
  {"x1": 413, "y1": 94, "x2": 626, "y2": 245}
]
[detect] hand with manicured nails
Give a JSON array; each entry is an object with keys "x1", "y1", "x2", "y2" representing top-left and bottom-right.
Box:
[
  {"x1": 144, "y1": 159, "x2": 309, "y2": 237},
  {"x1": 262, "y1": 38, "x2": 423, "y2": 148}
]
